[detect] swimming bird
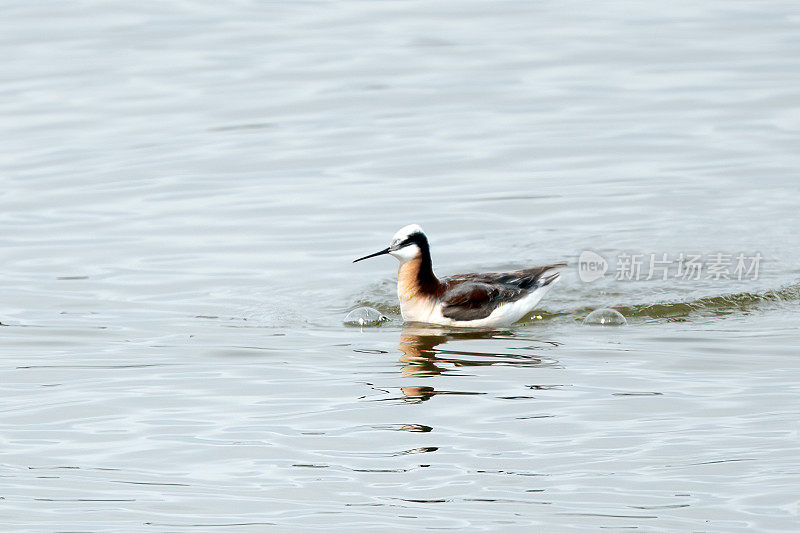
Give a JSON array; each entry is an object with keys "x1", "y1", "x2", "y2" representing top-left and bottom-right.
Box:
[{"x1": 353, "y1": 224, "x2": 565, "y2": 328}]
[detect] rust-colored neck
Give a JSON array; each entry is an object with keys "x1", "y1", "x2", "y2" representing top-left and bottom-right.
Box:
[{"x1": 398, "y1": 253, "x2": 440, "y2": 299}]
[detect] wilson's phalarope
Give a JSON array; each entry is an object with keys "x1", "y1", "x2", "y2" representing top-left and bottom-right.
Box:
[{"x1": 354, "y1": 224, "x2": 565, "y2": 328}]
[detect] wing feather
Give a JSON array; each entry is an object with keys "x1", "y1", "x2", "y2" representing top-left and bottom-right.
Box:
[{"x1": 440, "y1": 263, "x2": 566, "y2": 322}]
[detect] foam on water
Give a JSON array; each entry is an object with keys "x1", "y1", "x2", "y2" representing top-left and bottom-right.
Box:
[
  {"x1": 583, "y1": 308, "x2": 627, "y2": 326},
  {"x1": 344, "y1": 306, "x2": 389, "y2": 327}
]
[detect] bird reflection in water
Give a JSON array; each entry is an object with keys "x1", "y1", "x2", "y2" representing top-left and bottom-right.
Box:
[{"x1": 395, "y1": 325, "x2": 557, "y2": 403}]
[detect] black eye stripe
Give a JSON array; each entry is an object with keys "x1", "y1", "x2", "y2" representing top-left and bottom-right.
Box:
[
  {"x1": 400, "y1": 232, "x2": 431, "y2": 249},
  {"x1": 399, "y1": 232, "x2": 423, "y2": 247}
]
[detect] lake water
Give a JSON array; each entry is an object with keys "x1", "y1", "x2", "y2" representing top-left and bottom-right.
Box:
[{"x1": 2, "y1": 1, "x2": 799, "y2": 531}]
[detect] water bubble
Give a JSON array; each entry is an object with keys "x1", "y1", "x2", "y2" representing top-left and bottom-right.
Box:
[
  {"x1": 583, "y1": 308, "x2": 627, "y2": 326},
  {"x1": 344, "y1": 307, "x2": 389, "y2": 327}
]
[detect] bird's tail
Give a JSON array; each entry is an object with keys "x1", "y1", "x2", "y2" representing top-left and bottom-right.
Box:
[
  {"x1": 536, "y1": 263, "x2": 567, "y2": 288},
  {"x1": 539, "y1": 271, "x2": 561, "y2": 286}
]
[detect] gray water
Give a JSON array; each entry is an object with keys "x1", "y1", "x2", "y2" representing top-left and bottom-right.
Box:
[{"x1": 2, "y1": 1, "x2": 800, "y2": 531}]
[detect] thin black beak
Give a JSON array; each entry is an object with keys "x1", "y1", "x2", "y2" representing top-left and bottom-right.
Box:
[{"x1": 353, "y1": 247, "x2": 391, "y2": 263}]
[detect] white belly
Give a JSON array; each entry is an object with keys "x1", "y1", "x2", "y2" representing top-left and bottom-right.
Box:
[{"x1": 399, "y1": 282, "x2": 557, "y2": 328}]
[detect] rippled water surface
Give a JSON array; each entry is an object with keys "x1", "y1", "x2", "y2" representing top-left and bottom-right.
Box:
[{"x1": 2, "y1": 1, "x2": 800, "y2": 531}]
